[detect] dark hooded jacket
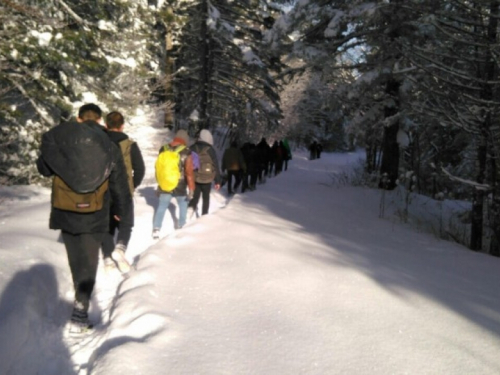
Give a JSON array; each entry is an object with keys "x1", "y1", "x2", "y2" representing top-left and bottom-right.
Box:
[
  {"x1": 107, "y1": 131, "x2": 146, "y2": 189},
  {"x1": 36, "y1": 120, "x2": 132, "y2": 234}
]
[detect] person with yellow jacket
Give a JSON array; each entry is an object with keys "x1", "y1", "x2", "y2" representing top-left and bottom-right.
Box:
[{"x1": 152, "y1": 129, "x2": 195, "y2": 239}]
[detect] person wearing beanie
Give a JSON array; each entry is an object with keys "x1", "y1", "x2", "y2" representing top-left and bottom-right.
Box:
[
  {"x1": 188, "y1": 129, "x2": 222, "y2": 216},
  {"x1": 152, "y1": 129, "x2": 195, "y2": 239},
  {"x1": 199, "y1": 129, "x2": 214, "y2": 145}
]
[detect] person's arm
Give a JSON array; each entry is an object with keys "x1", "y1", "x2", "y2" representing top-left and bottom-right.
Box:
[
  {"x1": 131, "y1": 142, "x2": 146, "y2": 188},
  {"x1": 221, "y1": 150, "x2": 228, "y2": 172},
  {"x1": 185, "y1": 154, "x2": 195, "y2": 197},
  {"x1": 36, "y1": 155, "x2": 53, "y2": 177},
  {"x1": 238, "y1": 150, "x2": 247, "y2": 172},
  {"x1": 209, "y1": 146, "x2": 222, "y2": 186},
  {"x1": 109, "y1": 145, "x2": 132, "y2": 220}
]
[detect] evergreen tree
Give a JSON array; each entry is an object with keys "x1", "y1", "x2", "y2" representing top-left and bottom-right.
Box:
[
  {"x1": 163, "y1": 0, "x2": 283, "y2": 141},
  {"x1": 0, "y1": 0, "x2": 159, "y2": 184}
]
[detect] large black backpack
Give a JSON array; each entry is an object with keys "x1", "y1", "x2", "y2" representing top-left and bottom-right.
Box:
[
  {"x1": 41, "y1": 120, "x2": 114, "y2": 212},
  {"x1": 41, "y1": 120, "x2": 114, "y2": 193}
]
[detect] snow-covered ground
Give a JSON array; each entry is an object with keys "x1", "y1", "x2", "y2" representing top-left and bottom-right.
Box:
[{"x1": 1, "y1": 111, "x2": 499, "y2": 374}]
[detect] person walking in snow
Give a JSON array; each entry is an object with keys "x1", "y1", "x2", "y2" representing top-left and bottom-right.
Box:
[
  {"x1": 188, "y1": 129, "x2": 222, "y2": 216},
  {"x1": 316, "y1": 142, "x2": 323, "y2": 159},
  {"x1": 152, "y1": 129, "x2": 195, "y2": 239},
  {"x1": 309, "y1": 141, "x2": 318, "y2": 160},
  {"x1": 271, "y1": 140, "x2": 285, "y2": 176},
  {"x1": 101, "y1": 111, "x2": 145, "y2": 273},
  {"x1": 222, "y1": 141, "x2": 246, "y2": 195},
  {"x1": 256, "y1": 137, "x2": 271, "y2": 183},
  {"x1": 282, "y1": 139, "x2": 292, "y2": 171},
  {"x1": 36, "y1": 103, "x2": 131, "y2": 334},
  {"x1": 240, "y1": 142, "x2": 258, "y2": 192}
]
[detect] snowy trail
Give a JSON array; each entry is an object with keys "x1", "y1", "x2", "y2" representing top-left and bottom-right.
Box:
[
  {"x1": 88, "y1": 153, "x2": 500, "y2": 375},
  {"x1": 1, "y1": 137, "x2": 500, "y2": 374}
]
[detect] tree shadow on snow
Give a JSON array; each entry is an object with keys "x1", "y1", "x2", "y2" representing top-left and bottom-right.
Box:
[
  {"x1": 0, "y1": 264, "x2": 76, "y2": 374},
  {"x1": 233, "y1": 154, "x2": 500, "y2": 341}
]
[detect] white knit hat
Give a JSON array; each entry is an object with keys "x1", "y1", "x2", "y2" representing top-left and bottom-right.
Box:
[{"x1": 199, "y1": 129, "x2": 214, "y2": 145}]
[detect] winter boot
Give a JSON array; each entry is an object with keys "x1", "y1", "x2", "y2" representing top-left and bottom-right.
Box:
[
  {"x1": 103, "y1": 257, "x2": 116, "y2": 273},
  {"x1": 111, "y1": 243, "x2": 131, "y2": 274},
  {"x1": 68, "y1": 301, "x2": 93, "y2": 334}
]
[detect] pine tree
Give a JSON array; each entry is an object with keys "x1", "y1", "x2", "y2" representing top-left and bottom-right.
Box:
[
  {"x1": 0, "y1": 0, "x2": 159, "y2": 184},
  {"x1": 163, "y1": 0, "x2": 283, "y2": 141}
]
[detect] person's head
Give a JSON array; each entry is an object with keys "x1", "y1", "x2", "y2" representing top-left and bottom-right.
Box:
[
  {"x1": 77, "y1": 103, "x2": 102, "y2": 123},
  {"x1": 173, "y1": 129, "x2": 189, "y2": 145},
  {"x1": 199, "y1": 129, "x2": 213, "y2": 145},
  {"x1": 105, "y1": 111, "x2": 125, "y2": 132}
]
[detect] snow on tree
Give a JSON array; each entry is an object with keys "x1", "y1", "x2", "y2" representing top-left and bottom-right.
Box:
[{"x1": 160, "y1": 0, "x2": 283, "y2": 142}]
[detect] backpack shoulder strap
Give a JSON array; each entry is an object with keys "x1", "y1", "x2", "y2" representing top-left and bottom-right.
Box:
[{"x1": 175, "y1": 145, "x2": 186, "y2": 154}]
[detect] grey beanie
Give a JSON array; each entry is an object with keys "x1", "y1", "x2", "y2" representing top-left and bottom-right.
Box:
[{"x1": 174, "y1": 129, "x2": 189, "y2": 144}]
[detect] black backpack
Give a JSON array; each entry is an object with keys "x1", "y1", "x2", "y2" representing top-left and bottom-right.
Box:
[
  {"x1": 41, "y1": 120, "x2": 114, "y2": 192},
  {"x1": 41, "y1": 120, "x2": 114, "y2": 212}
]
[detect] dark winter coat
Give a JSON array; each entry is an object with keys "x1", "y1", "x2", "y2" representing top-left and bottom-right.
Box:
[
  {"x1": 271, "y1": 141, "x2": 284, "y2": 162},
  {"x1": 256, "y1": 138, "x2": 271, "y2": 166},
  {"x1": 107, "y1": 131, "x2": 146, "y2": 189},
  {"x1": 37, "y1": 120, "x2": 132, "y2": 234},
  {"x1": 222, "y1": 146, "x2": 246, "y2": 172},
  {"x1": 241, "y1": 143, "x2": 257, "y2": 174}
]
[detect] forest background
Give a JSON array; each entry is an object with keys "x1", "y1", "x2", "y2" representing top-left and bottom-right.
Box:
[{"x1": 1, "y1": 0, "x2": 500, "y2": 255}]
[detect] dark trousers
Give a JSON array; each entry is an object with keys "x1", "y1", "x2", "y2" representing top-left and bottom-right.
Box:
[
  {"x1": 257, "y1": 164, "x2": 266, "y2": 183},
  {"x1": 189, "y1": 182, "x2": 212, "y2": 215},
  {"x1": 227, "y1": 170, "x2": 241, "y2": 194},
  {"x1": 101, "y1": 201, "x2": 134, "y2": 258},
  {"x1": 269, "y1": 161, "x2": 275, "y2": 176},
  {"x1": 275, "y1": 160, "x2": 284, "y2": 176},
  {"x1": 241, "y1": 171, "x2": 248, "y2": 192},
  {"x1": 62, "y1": 231, "x2": 104, "y2": 312}
]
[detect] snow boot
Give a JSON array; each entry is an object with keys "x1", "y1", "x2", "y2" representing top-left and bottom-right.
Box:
[
  {"x1": 68, "y1": 302, "x2": 93, "y2": 335},
  {"x1": 111, "y1": 244, "x2": 131, "y2": 274}
]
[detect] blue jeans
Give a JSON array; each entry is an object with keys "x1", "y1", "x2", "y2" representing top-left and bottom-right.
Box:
[{"x1": 153, "y1": 193, "x2": 189, "y2": 230}]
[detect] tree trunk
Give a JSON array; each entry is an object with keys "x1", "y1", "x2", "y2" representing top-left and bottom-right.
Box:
[
  {"x1": 379, "y1": 79, "x2": 400, "y2": 190},
  {"x1": 471, "y1": 0, "x2": 499, "y2": 251},
  {"x1": 198, "y1": 0, "x2": 211, "y2": 130}
]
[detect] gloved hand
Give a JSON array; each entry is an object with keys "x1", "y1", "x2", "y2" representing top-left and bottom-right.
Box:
[{"x1": 187, "y1": 191, "x2": 194, "y2": 200}]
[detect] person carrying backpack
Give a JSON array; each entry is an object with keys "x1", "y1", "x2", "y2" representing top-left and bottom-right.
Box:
[
  {"x1": 152, "y1": 129, "x2": 195, "y2": 239},
  {"x1": 36, "y1": 103, "x2": 132, "y2": 334},
  {"x1": 221, "y1": 141, "x2": 246, "y2": 195},
  {"x1": 188, "y1": 129, "x2": 222, "y2": 216},
  {"x1": 282, "y1": 138, "x2": 292, "y2": 171},
  {"x1": 101, "y1": 111, "x2": 145, "y2": 273}
]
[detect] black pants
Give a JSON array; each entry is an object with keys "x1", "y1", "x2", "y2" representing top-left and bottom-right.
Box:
[
  {"x1": 227, "y1": 170, "x2": 241, "y2": 194},
  {"x1": 189, "y1": 182, "x2": 212, "y2": 215},
  {"x1": 101, "y1": 201, "x2": 134, "y2": 258},
  {"x1": 275, "y1": 160, "x2": 284, "y2": 176},
  {"x1": 62, "y1": 231, "x2": 104, "y2": 312}
]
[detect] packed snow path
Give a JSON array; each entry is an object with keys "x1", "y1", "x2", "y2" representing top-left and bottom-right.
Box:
[{"x1": 1, "y1": 150, "x2": 500, "y2": 374}]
